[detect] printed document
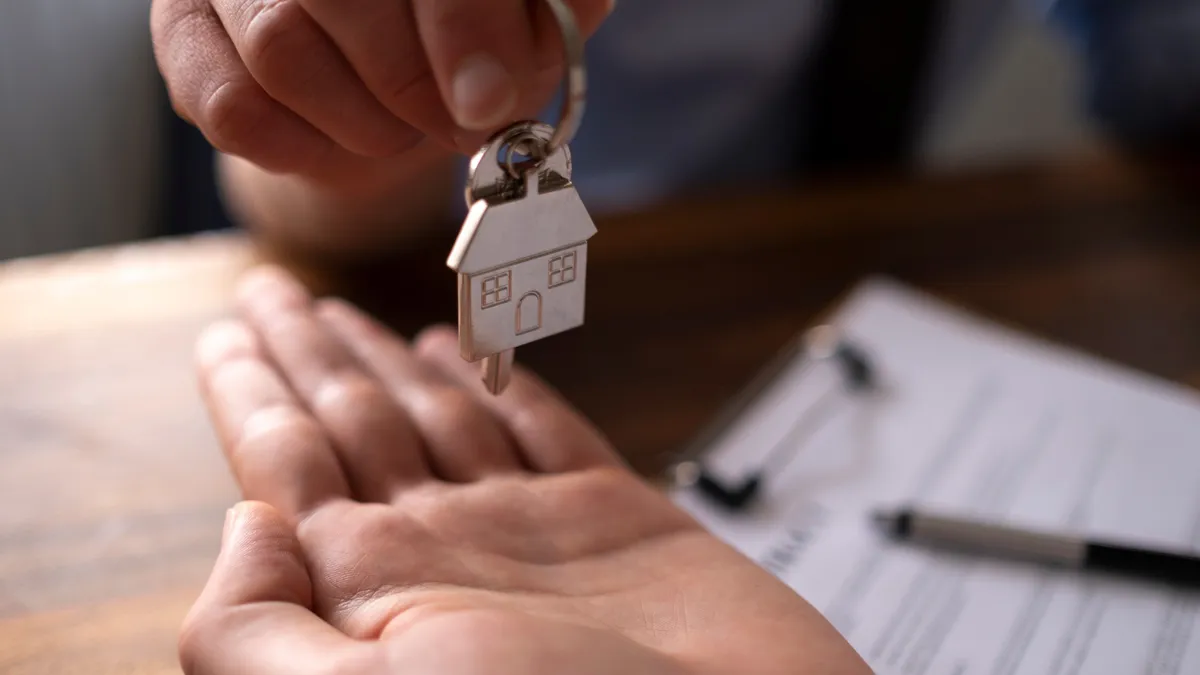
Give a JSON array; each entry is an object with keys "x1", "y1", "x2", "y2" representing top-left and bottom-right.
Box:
[{"x1": 672, "y1": 278, "x2": 1200, "y2": 675}]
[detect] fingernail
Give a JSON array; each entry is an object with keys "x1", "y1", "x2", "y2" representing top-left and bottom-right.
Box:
[{"x1": 451, "y1": 53, "x2": 517, "y2": 131}]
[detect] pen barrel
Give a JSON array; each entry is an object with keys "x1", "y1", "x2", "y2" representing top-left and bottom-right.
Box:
[
  {"x1": 1086, "y1": 543, "x2": 1200, "y2": 588},
  {"x1": 908, "y1": 514, "x2": 1086, "y2": 566}
]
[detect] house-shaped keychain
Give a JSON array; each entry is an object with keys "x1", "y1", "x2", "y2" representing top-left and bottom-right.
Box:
[{"x1": 447, "y1": 169, "x2": 597, "y2": 364}]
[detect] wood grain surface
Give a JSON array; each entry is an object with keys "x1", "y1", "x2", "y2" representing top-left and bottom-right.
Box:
[{"x1": 1, "y1": 151, "x2": 1198, "y2": 673}]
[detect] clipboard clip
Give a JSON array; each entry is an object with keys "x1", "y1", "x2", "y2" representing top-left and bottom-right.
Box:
[{"x1": 669, "y1": 325, "x2": 876, "y2": 511}]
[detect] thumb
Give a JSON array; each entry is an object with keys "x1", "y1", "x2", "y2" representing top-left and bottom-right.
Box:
[
  {"x1": 203, "y1": 500, "x2": 313, "y2": 609},
  {"x1": 179, "y1": 502, "x2": 369, "y2": 675}
]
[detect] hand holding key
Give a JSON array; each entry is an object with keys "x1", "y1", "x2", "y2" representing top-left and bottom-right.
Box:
[{"x1": 150, "y1": 0, "x2": 612, "y2": 186}]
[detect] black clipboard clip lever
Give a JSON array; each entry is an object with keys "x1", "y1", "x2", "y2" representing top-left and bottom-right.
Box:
[{"x1": 668, "y1": 325, "x2": 876, "y2": 512}]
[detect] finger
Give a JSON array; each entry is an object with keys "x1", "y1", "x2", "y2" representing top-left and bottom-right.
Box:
[
  {"x1": 410, "y1": 0, "x2": 532, "y2": 133},
  {"x1": 313, "y1": 298, "x2": 524, "y2": 482},
  {"x1": 234, "y1": 266, "x2": 432, "y2": 501},
  {"x1": 180, "y1": 501, "x2": 379, "y2": 675},
  {"x1": 151, "y1": 0, "x2": 335, "y2": 173},
  {"x1": 209, "y1": 0, "x2": 420, "y2": 158},
  {"x1": 445, "y1": 62, "x2": 568, "y2": 154},
  {"x1": 415, "y1": 326, "x2": 623, "y2": 473},
  {"x1": 196, "y1": 319, "x2": 352, "y2": 518},
  {"x1": 414, "y1": 0, "x2": 613, "y2": 151},
  {"x1": 296, "y1": 0, "x2": 455, "y2": 150}
]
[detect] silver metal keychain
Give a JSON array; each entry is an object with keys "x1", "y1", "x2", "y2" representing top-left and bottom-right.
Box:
[{"x1": 446, "y1": 0, "x2": 595, "y2": 395}]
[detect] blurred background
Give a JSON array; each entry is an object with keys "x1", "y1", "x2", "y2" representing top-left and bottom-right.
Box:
[{"x1": 0, "y1": 1, "x2": 1106, "y2": 263}]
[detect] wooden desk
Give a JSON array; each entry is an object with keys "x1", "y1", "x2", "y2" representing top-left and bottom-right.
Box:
[{"x1": 1, "y1": 153, "x2": 1198, "y2": 673}]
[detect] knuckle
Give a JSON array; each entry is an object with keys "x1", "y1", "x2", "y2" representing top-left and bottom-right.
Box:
[
  {"x1": 413, "y1": 325, "x2": 458, "y2": 354},
  {"x1": 507, "y1": 398, "x2": 556, "y2": 439},
  {"x1": 412, "y1": 386, "x2": 514, "y2": 469},
  {"x1": 200, "y1": 80, "x2": 271, "y2": 156},
  {"x1": 315, "y1": 373, "x2": 402, "y2": 439},
  {"x1": 316, "y1": 372, "x2": 388, "y2": 416},
  {"x1": 235, "y1": 405, "x2": 318, "y2": 455},
  {"x1": 195, "y1": 320, "x2": 259, "y2": 371},
  {"x1": 151, "y1": 0, "x2": 213, "y2": 47},
  {"x1": 240, "y1": 2, "x2": 303, "y2": 78},
  {"x1": 206, "y1": 357, "x2": 268, "y2": 396},
  {"x1": 240, "y1": 2, "x2": 291, "y2": 69},
  {"x1": 151, "y1": 2, "x2": 221, "y2": 123},
  {"x1": 421, "y1": 386, "x2": 482, "y2": 426}
]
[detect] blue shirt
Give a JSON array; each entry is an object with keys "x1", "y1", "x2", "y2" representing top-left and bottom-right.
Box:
[{"x1": 550, "y1": 0, "x2": 1200, "y2": 213}]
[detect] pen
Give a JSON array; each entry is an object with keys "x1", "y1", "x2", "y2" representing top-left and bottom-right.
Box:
[{"x1": 871, "y1": 506, "x2": 1200, "y2": 589}]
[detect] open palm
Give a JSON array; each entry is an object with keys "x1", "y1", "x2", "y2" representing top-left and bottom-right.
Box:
[{"x1": 183, "y1": 266, "x2": 869, "y2": 675}]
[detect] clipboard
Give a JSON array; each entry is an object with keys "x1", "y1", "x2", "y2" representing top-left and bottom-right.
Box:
[
  {"x1": 663, "y1": 276, "x2": 1200, "y2": 674},
  {"x1": 666, "y1": 287, "x2": 878, "y2": 510}
]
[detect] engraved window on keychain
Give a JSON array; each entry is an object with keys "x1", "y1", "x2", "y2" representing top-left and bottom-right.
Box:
[{"x1": 446, "y1": 0, "x2": 594, "y2": 395}]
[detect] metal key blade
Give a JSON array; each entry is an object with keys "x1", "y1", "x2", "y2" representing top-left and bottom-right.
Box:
[{"x1": 481, "y1": 349, "x2": 514, "y2": 394}]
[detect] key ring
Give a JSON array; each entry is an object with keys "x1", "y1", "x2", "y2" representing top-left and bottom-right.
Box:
[
  {"x1": 541, "y1": 0, "x2": 587, "y2": 156},
  {"x1": 493, "y1": 0, "x2": 585, "y2": 180},
  {"x1": 501, "y1": 129, "x2": 546, "y2": 179},
  {"x1": 494, "y1": 0, "x2": 586, "y2": 179}
]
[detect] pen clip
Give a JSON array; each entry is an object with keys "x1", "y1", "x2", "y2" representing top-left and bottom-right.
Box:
[{"x1": 669, "y1": 325, "x2": 876, "y2": 512}]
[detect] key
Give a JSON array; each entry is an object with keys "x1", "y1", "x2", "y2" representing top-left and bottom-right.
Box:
[{"x1": 447, "y1": 121, "x2": 597, "y2": 394}]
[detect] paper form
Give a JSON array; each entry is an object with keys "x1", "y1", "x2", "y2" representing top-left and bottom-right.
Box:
[{"x1": 672, "y1": 278, "x2": 1200, "y2": 675}]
